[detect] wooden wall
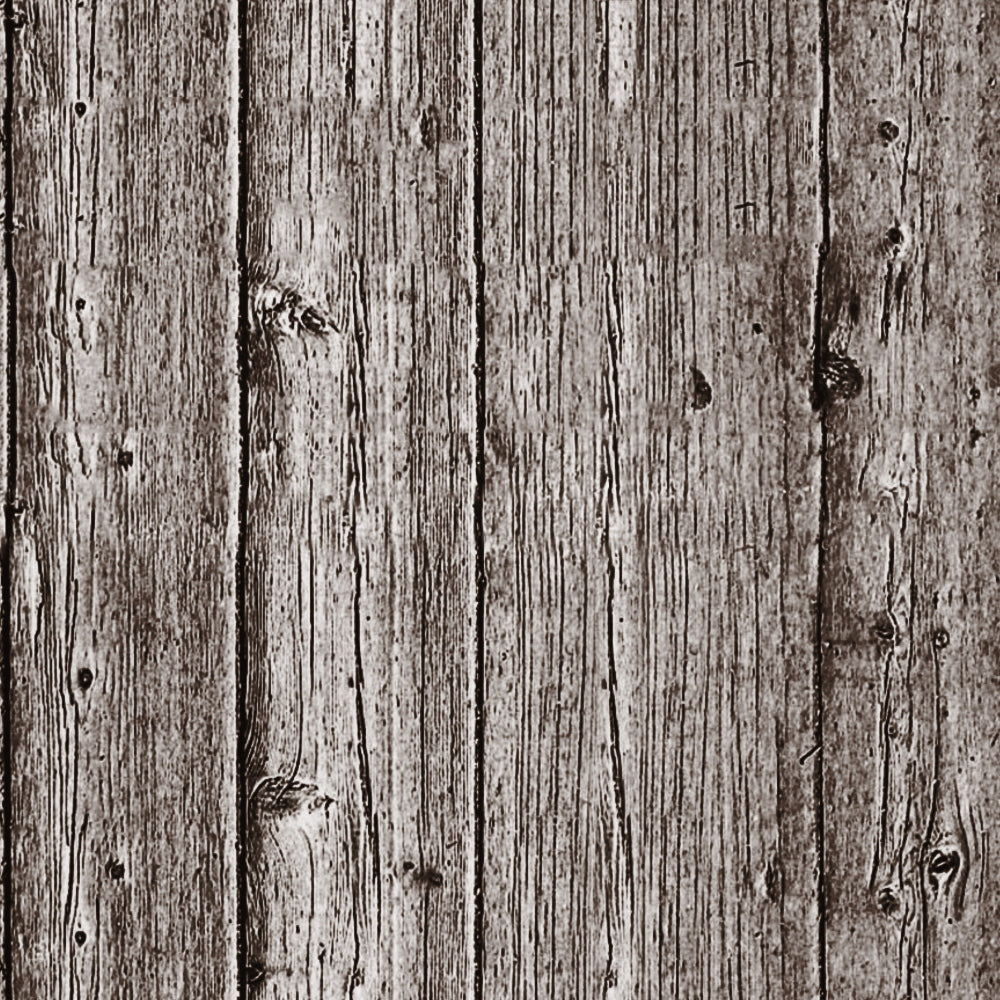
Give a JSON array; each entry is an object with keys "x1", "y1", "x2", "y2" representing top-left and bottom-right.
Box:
[{"x1": 3, "y1": 0, "x2": 999, "y2": 996}]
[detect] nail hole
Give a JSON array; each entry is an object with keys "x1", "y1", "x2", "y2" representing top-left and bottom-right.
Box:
[
  {"x1": 106, "y1": 859, "x2": 125, "y2": 880},
  {"x1": 77, "y1": 667, "x2": 93, "y2": 690},
  {"x1": 74, "y1": 101, "x2": 87, "y2": 117},
  {"x1": 887, "y1": 226, "x2": 904, "y2": 246},
  {"x1": 74, "y1": 298, "x2": 86, "y2": 312},
  {"x1": 933, "y1": 628, "x2": 950, "y2": 649},
  {"x1": 752, "y1": 322, "x2": 764, "y2": 335},
  {"x1": 848, "y1": 289, "x2": 862, "y2": 324},
  {"x1": 74, "y1": 930, "x2": 87, "y2": 946},
  {"x1": 878, "y1": 120, "x2": 900, "y2": 142},
  {"x1": 117, "y1": 449, "x2": 133, "y2": 469},
  {"x1": 691, "y1": 366, "x2": 712, "y2": 410},
  {"x1": 419, "y1": 105, "x2": 440, "y2": 149},
  {"x1": 764, "y1": 857, "x2": 781, "y2": 903}
]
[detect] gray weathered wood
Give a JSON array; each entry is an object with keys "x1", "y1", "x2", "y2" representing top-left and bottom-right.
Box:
[
  {"x1": 482, "y1": 0, "x2": 824, "y2": 995},
  {"x1": 821, "y1": 2, "x2": 1000, "y2": 996},
  {"x1": 9, "y1": 1, "x2": 239, "y2": 995},
  {"x1": 243, "y1": 1, "x2": 474, "y2": 995},
  {"x1": 4, "y1": 1, "x2": 998, "y2": 994}
]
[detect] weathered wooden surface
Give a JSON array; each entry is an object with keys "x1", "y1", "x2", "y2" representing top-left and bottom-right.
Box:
[
  {"x1": 242, "y1": 0, "x2": 473, "y2": 996},
  {"x1": 8, "y1": 1, "x2": 238, "y2": 996},
  {"x1": 4, "y1": 0, "x2": 1000, "y2": 996},
  {"x1": 820, "y1": 1, "x2": 1000, "y2": 996},
  {"x1": 481, "y1": 0, "x2": 824, "y2": 995}
]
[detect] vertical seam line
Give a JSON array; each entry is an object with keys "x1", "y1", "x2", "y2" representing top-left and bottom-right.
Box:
[
  {"x1": 812, "y1": 0, "x2": 831, "y2": 994},
  {"x1": 235, "y1": 0, "x2": 250, "y2": 992},
  {"x1": 2, "y1": 2, "x2": 16, "y2": 997},
  {"x1": 471, "y1": 0, "x2": 486, "y2": 992}
]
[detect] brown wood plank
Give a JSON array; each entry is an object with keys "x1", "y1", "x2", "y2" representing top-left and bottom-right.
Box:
[
  {"x1": 821, "y1": 3, "x2": 1000, "y2": 996},
  {"x1": 481, "y1": 0, "x2": 823, "y2": 996},
  {"x1": 242, "y1": 2, "x2": 474, "y2": 996},
  {"x1": 8, "y1": 0, "x2": 239, "y2": 996}
]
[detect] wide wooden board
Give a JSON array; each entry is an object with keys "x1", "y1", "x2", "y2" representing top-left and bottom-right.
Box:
[
  {"x1": 242, "y1": 1, "x2": 475, "y2": 996},
  {"x1": 8, "y1": 0, "x2": 239, "y2": 996}
]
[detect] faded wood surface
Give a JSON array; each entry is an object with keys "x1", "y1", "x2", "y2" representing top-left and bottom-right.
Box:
[
  {"x1": 8, "y1": 1, "x2": 239, "y2": 997},
  {"x1": 820, "y1": 1, "x2": 1000, "y2": 997},
  {"x1": 242, "y1": 0, "x2": 473, "y2": 996},
  {"x1": 481, "y1": 0, "x2": 824, "y2": 996},
  {"x1": 3, "y1": 0, "x2": 1000, "y2": 997}
]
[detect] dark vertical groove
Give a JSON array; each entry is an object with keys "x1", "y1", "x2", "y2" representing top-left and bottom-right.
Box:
[
  {"x1": 811, "y1": 0, "x2": 831, "y2": 995},
  {"x1": 1, "y1": 1, "x2": 14, "y2": 996},
  {"x1": 471, "y1": 0, "x2": 486, "y2": 991},
  {"x1": 603, "y1": 263, "x2": 632, "y2": 921},
  {"x1": 235, "y1": 0, "x2": 250, "y2": 992}
]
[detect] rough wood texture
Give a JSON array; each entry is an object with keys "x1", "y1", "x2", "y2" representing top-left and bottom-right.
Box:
[
  {"x1": 482, "y1": 0, "x2": 824, "y2": 995},
  {"x1": 242, "y1": 1, "x2": 474, "y2": 996},
  {"x1": 821, "y1": 1, "x2": 1000, "y2": 996},
  {"x1": 5, "y1": 0, "x2": 1000, "y2": 996},
  {"x1": 8, "y1": 1, "x2": 239, "y2": 996}
]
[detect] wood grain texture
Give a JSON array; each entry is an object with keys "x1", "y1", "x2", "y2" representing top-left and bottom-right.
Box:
[
  {"x1": 481, "y1": 0, "x2": 824, "y2": 996},
  {"x1": 820, "y1": 1, "x2": 1000, "y2": 996},
  {"x1": 242, "y1": 1, "x2": 474, "y2": 996},
  {"x1": 5, "y1": 0, "x2": 1000, "y2": 995},
  {"x1": 9, "y1": 1, "x2": 239, "y2": 996}
]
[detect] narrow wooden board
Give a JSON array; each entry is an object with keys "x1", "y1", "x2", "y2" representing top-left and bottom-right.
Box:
[
  {"x1": 8, "y1": 1, "x2": 239, "y2": 996},
  {"x1": 820, "y1": 3, "x2": 1000, "y2": 996},
  {"x1": 242, "y1": 2, "x2": 474, "y2": 996},
  {"x1": 481, "y1": 0, "x2": 824, "y2": 995}
]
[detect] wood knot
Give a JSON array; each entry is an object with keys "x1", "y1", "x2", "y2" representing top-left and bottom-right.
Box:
[
  {"x1": 240, "y1": 963, "x2": 265, "y2": 987},
  {"x1": 933, "y1": 628, "x2": 950, "y2": 650},
  {"x1": 872, "y1": 612, "x2": 897, "y2": 648},
  {"x1": 927, "y1": 848, "x2": 960, "y2": 895},
  {"x1": 6, "y1": 5, "x2": 27, "y2": 31},
  {"x1": 876, "y1": 885, "x2": 900, "y2": 916},
  {"x1": 815, "y1": 352, "x2": 863, "y2": 408},
  {"x1": 250, "y1": 777, "x2": 333, "y2": 817}
]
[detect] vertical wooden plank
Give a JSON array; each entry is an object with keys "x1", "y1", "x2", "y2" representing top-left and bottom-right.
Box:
[
  {"x1": 480, "y1": 2, "x2": 614, "y2": 991},
  {"x1": 822, "y1": 2, "x2": 1000, "y2": 996},
  {"x1": 606, "y1": 2, "x2": 827, "y2": 993},
  {"x1": 482, "y1": 0, "x2": 824, "y2": 996},
  {"x1": 243, "y1": 0, "x2": 474, "y2": 995},
  {"x1": 9, "y1": 0, "x2": 238, "y2": 996}
]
